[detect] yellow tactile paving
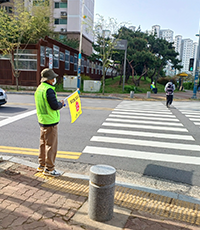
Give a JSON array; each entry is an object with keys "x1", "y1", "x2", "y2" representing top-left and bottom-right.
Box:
[{"x1": 35, "y1": 172, "x2": 200, "y2": 226}]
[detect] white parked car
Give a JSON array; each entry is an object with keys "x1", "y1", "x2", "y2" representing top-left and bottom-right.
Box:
[{"x1": 0, "y1": 88, "x2": 7, "y2": 106}]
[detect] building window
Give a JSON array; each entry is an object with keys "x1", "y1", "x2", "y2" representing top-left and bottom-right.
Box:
[
  {"x1": 95, "y1": 63, "x2": 98, "y2": 74},
  {"x1": 40, "y1": 46, "x2": 45, "y2": 66},
  {"x1": 81, "y1": 58, "x2": 84, "y2": 73},
  {"x1": 60, "y1": 52, "x2": 64, "y2": 61},
  {"x1": 60, "y1": 2, "x2": 67, "y2": 8},
  {"x1": 60, "y1": 18, "x2": 67, "y2": 24},
  {"x1": 91, "y1": 62, "x2": 94, "y2": 74},
  {"x1": 55, "y1": 2, "x2": 59, "y2": 8},
  {"x1": 54, "y1": 2, "x2": 67, "y2": 8},
  {"x1": 46, "y1": 47, "x2": 52, "y2": 58},
  {"x1": 8, "y1": 7, "x2": 12, "y2": 13},
  {"x1": 87, "y1": 60, "x2": 90, "y2": 73},
  {"x1": 54, "y1": 19, "x2": 59, "y2": 25},
  {"x1": 65, "y1": 50, "x2": 70, "y2": 70},
  {"x1": 70, "y1": 55, "x2": 74, "y2": 63},
  {"x1": 53, "y1": 45, "x2": 59, "y2": 69},
  {"x1": 54, "y1": 18, "x2": 67, "y2": 25},
  {"x1": 74, "y1": 54, "x2": 77, "y2": 71},
  {"x1": 14, "y1": 49, "x2": 37, "y2": 70}
]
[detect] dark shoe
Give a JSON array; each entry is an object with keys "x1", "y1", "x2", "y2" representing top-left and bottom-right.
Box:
[
  {"x1": 37, "y1": 165, "x2": 45, "y2": 172},
  {"x1": 43, "y1": 169, "x2": 61, "y2": 177}
]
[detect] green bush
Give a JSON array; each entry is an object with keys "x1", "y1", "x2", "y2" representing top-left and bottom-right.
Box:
[
  {"x1": 183, "y1": 82, "x2": 193, "y2": 90},
  {"x1": 124, "y1": 85, "x2": 143, "y2": 93},
  {"x1": 124, "y1": 85, "x2": 134, "y2": 93}
]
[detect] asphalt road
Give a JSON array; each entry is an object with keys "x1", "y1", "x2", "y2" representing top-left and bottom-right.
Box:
[{"x1": 1, "y1": 94, "x2": 200, "y2": 191}]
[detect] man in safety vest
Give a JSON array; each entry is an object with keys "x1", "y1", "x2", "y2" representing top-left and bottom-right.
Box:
[
  {"x1": 35, "y1": 68, "x2": 64, "y2": 177},
  {"x1": 150, "y1": 82, "x2": 157, "y2": 94}
]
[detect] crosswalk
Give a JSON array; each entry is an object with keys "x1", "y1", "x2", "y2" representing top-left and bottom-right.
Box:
[{"x1": 83, "y1": 101, "x2": 200, "y2": 166}]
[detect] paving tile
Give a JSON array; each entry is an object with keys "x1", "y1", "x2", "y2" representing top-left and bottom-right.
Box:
[{"x1": 1, "y1": 161, "x2": 200, "y2": 230}]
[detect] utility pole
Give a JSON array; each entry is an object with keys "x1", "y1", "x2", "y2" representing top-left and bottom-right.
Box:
[
  {"x1": 77, "y1": 0, "x2": 85, "y2": 90},
  {"x1": 191, "y1": 32, "x2": 200, "y2": 99}
]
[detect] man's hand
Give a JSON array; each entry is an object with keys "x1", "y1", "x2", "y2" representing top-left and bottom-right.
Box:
[{"x1": 60, "y1": 100, "x2": 65, "y2": 106}]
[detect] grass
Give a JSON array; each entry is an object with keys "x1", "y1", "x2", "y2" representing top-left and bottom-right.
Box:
[
  {"x1": 102, "y1": 76, "x2": 166, "y2": 94},
  {"x1": 54, "y1": 76, "x2": 168, "y2": 94}
]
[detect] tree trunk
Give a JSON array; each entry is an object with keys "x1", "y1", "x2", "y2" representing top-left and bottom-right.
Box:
[
  {"x1": 16, "y1": 76, "x2": 19, "y2": 91},
  {"x1": 102, "y1": 67, "x2": 106, "y2": 95},
  {"x1": 157, "y1": 64, "x2": 163, "y2": 78},
  {"x1": 135, "y1": 79, "x2": 140, "y2": 86},
  {"x1": 119, "y1": 75, "x2": 122, "y2": 85},
  {"x1": 150, "y1": 68, "x2": 157, "y2": 83},
  {"x1": 14, "y1": 70, "x2": 20, "y2": 91}
]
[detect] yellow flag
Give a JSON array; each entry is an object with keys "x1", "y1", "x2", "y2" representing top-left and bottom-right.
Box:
[{"x1": 67, "y1": 91, "x2": 82, "y2": 123}]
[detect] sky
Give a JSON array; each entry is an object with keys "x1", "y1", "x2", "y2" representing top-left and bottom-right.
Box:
[{"x1": 94, "y1": 0, "x2": 200, "y2": 42}]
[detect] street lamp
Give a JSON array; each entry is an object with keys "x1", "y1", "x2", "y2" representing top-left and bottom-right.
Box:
[
  {"x1": 77, "y1": 0, "x2": 85, "y2": 90},
  {"x1": 191, "y1": 33, "x2": 200, "y2": 99}
]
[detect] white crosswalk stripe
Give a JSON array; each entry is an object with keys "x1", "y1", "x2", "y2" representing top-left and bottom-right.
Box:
[
  {"x1": 83, "y1": 101, "x2": 199, "y2": 165},
  {"x1": 102, "y1": 122, "x2": 187, "y2": 132},
  {"x1": 90, "y1": 136, "x2": 199, "y2": 151},
  {"x1": 97, "y1": 128, "x2": 194, "y2": 141},
  {"x1": 179, "y1": 109, "x2": 200, "y2": 128},
  {"x1": 110, "y1": 113, "x2": 179, "y2": 122},
  {"x1": 106, "y1": 118, "x2": 183, "y2": 126},
  {"x1": 83, "y1": 146, "x2": 200, "y2": 165},
  {"x1": 113, "y1": 109, "x2": 175, "y2": 117}
]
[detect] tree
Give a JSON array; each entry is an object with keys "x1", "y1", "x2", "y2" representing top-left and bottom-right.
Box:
[
  {"x1": 90, "y1": 14, "x2": 126, "y2": 94},
  {"x1": 150, "y1": 38, "x2": 182, "y2": 83},
  {"x1": 114, "y1": 27, "x2": 155, "y2": 86},
  {"x1": 114, "y1": 27, "x2": 182, "y2": 86},
  {"x1": 55, "y1": 35, "x2": 79, "y2": 49},
  {"x1": 0, "y1": 1, "x2": 54, "y2": 90}
]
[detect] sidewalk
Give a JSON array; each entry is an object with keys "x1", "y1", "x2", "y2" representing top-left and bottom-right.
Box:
[
  {"x1": 1, "y1": 156, "x2": 200, "y2": 230},
  {"x1": 7, "y1": 89, "x2": 200, "y2": 101},
  {"x1": 106, "y1": 90, "x2": 200, "y2": 101}
]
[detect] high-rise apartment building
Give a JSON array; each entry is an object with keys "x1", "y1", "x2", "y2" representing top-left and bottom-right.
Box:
[
  {"x1": 180, "y1": 39, "x2": 193, "y2": 73},
  {"x1": 174, "y1": 35, "x2": 182, "y2": 60},
  {"x1": 55, "y1": 0, "x2": 94, "y2": 55},
  {"x1": 150, "y1": 25, "x2": 196, "y2": 75},
  {"x1": 0, "y1": 0, "x2": 94, "y2": 55},
  {"x1": 192, "y1": 42, "x2": 197, "y2": 59},
  {"x1": 129, "y1": 26, "x2": 136, "y2": 32},
  {"x1": 151, "y1": 25, "x2": 160, "y2": 38},
  {"x1": 160, "y1": 29, "x2": 174, "y2": 43}
]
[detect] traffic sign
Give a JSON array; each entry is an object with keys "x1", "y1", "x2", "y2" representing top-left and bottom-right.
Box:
[{"x1": 49, "y1": 54, "x2": 53, "y2": 69}]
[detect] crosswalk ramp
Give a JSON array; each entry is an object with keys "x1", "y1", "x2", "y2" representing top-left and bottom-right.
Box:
[{"x1": 83, "y1": 101, "x2": 200, "y2": 166}]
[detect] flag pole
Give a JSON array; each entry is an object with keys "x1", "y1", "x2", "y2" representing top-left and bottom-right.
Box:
[{"x1": 77, "y1": 0, "x2": 85, "y2": 90}]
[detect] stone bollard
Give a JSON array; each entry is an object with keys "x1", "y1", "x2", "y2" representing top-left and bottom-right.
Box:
[
  {"x1": 130, "y1": 91, "x2": 134, "y2": 98},
  {"x1": 88, "y1": 165, "x2": 116, "y2": 222},
  {"x1": 147, "y1": 91, "x2": 151, "y2": 98}
]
